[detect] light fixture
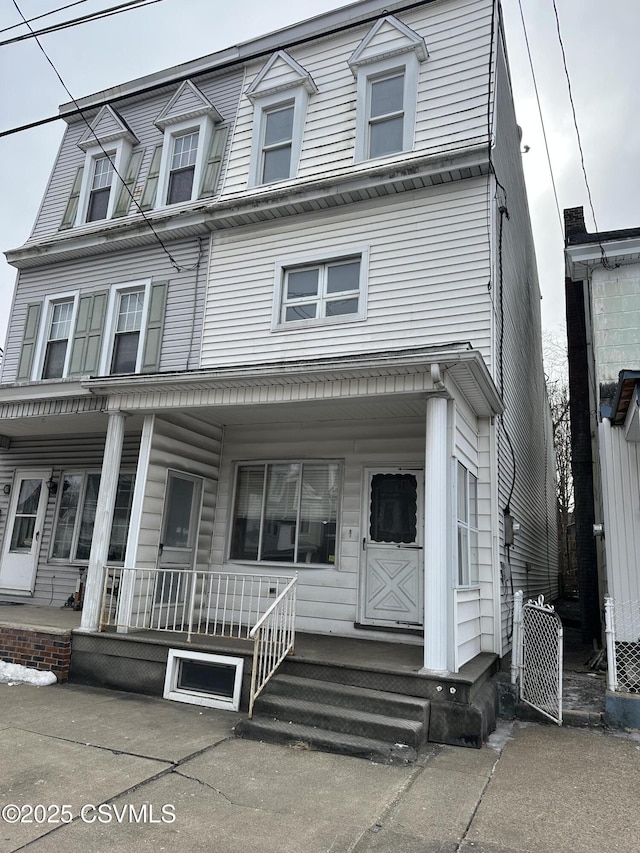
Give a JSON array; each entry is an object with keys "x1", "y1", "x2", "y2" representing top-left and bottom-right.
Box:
[
  {"x1": 2, "y1": 484, "x2": 10, "y2": 495},
  {"x1": 46, "y1": 477, "x2": 58, "y2": 496}
]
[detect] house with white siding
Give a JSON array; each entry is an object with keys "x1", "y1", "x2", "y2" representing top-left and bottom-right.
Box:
[
  {"x1": 0, "y1": 0, "x2": 556, "y2": 753},
  {"x1": 565, "y1": 207, "x2": 640, "y2": 728}
]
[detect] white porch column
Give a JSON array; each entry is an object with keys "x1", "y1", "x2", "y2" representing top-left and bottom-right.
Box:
[
  {"x1": 80, "y1": 411, "x2": 127, "y2": 632},
  {"x1": 422, "y1": 393, "x2": 450, "y2": 675}
]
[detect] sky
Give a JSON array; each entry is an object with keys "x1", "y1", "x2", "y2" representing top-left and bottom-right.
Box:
[{"x1": 0, "y1": 0, "x2": 638, "y2": 357}]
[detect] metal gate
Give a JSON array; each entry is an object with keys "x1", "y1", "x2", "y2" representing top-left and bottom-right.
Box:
[{"x1": 512, "y1": 591, "x2": 563, "y2": 725}]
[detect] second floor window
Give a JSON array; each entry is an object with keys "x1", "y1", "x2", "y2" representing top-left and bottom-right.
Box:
[
  {"x1": 167, "y1": 130, "x2": 199, "y2": 204},
  {"x1": 111, "y1": 289, "x2": 144, "y2": 374},
  {"x1": 42, "y1": 299, "x2": 74, "y2": 379},
  {"x1": 261, "y1": 103, "x2": 294, "y2": 183},
  {"x1": 87, "y1": 155, "x2": 115, "y2": 222}
]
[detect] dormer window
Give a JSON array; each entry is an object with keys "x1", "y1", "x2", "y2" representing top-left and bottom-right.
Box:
[
  {"x1": 87, "y1": 154, "x2": 115, "y2": 222},
  {"x1": 368, "y1": 71, "x2": 405, "y2": 158},
  {"x1": 261, "y1": 103, "x2": 294, "y2": 183},
  {"x1": 167, "y1": 130, "x2": 200, "y2": 204}
]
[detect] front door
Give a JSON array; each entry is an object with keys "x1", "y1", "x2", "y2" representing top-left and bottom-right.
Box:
[
  {"x1": 360, "y1": 469, "x2": 423, "y2": 627},
  {"x1": 0, "y1": 471, "x2": 49, "y2": 595},
  {"x1": 155, "y1": 470, "x2": 203, "y2": 607}
]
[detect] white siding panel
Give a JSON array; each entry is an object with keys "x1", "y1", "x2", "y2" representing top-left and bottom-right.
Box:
[
  {"x1": 455, "y1": 587, "x2": 481, "y2": 668},
  {"x1": 202, "y1": 183, "x2": 491, "y2": 367}
]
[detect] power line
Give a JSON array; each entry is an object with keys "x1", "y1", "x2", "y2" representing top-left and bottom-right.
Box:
[
  {"x1": 516, "y1": 0, "x2": 563, "y2": 235},
  {"x1": 0, "y1": 0, "x2": 165, "y2": 47},
  {"x1": 9, "y1": 0, "x2": 192, "y2": 274},
  {"x1": 0, "y1": 0, "x2": 90, "y2": 34}
]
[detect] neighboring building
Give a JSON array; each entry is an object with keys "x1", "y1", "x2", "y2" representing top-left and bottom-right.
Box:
[
  {"x1": 565, "y1": 206, "x2": 640, "y2": 726},
  {"x1": 0, "y1": 0, "x2": 556, "y2": 746}
]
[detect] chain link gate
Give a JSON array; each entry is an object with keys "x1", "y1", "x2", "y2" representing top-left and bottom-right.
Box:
[{"x1": 512, "y1": 591, "x2": 563, "y2": 725}]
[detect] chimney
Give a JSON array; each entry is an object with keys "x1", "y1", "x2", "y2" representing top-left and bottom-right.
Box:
[{"x1": 564, "y1": 207, "x2": 586, "y2": 239}]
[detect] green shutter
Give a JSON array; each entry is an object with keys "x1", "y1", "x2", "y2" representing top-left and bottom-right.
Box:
[
  {"x1": 16, "y1": 302, "x2": 42, "y2": 380},
  {"x1": 199, "y1": 125, "x2": 229, "y2": 198},
  {"x1": 141, "y1": 280, "x2": 168, "y2": 373},
  {"x1": 59, "y1": 165, "x2": 84, "y2": 230},
  {"x1": 112, "y1": 148, "x2": 143, "y2": 218},
  {"x1": 68, "y1": 290, "x2": 108, "y2": 376},
  {"x1": 140, "y1": 144, "x2": 163, "y2": 211}
]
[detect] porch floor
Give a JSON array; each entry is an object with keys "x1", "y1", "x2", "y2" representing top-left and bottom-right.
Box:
[{"x1": 0, "y1": 602, "x2": 82, "y2": 633}]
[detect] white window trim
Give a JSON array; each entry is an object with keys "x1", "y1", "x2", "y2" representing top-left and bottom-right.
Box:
[
  {"x1": 31, "y1": 291, "x2": 79, "y2": 380},
  {"x1": 98, "y1": 279, "x2": 152, "y2": 376},
  {"x1": 354, "y1": 53, "x2": 419, "y2": 163},
  {"x1": 76, "y1": 138, "x2": 132, "y2": 225},
  {"x1": 455, "y1": 461, "x2": 479, "y2": 589},
  {"x1": 163, "y1": 649, "x2": 244, "y2": 712},
  {"x1": 155, "y1": 115, "x2": 213, "y2": 208},
  {"x1": 271, "y1": 247, "x2": 369, "y2": 330},
  {"x1": 248, "y1": 88, "x2": 309, "y2": 188}
]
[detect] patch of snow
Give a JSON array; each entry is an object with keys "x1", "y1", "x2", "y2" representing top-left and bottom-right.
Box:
[{"x1": 0, "y1": 661, "x2": 56, "y2": 686}]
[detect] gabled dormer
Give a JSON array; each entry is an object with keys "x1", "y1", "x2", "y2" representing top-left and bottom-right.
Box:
[
  {"x1": 140, "y1": 80, "x2": 228, "y2": 210},
  {"x1": 245, "y1": 50, "x2": 318, "y2": 187},
  {"x1": 348, "y1": 15, "x2": 428, "y2": 163},
  {"x1": 60, "y1": 105, "x2": 139, "y2": 229}
]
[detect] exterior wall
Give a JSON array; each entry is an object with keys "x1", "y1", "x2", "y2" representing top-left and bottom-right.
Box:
[
  {"x1": 202, "y1": 183, "x2": 492, "y2": 368},
  {"x1": 2, "y1": 238, "x2": 206, "y2": 383},
  {"x1": 223, "y1": 0, "x2": 493, "y2": 196},
  {"x1": 27, "y1": 71, "x2": 244, "y2": 243},
  {"x1": 591, "y1": 263, "x2": 640, "y2": 386},
  {"x1": 0, "y1": 431, "x2": 141, "y2": 606},
  {"x1": 0, "y1": 627, "x2": 71, "y2": 682},
  {"x1": 599, "y1": 419, "x2": 640, "y2": 603},
  {"x1": 135, "y1": 413, "x2": 222, "y2": 572},
  {"x1": 492, "y1": 39, "x2": 558, "y2": 648}
]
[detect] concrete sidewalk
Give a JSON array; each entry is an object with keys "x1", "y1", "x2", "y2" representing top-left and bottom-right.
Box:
[{"x1": 1, "y1": 683, "x2": 638, "y2": 853}]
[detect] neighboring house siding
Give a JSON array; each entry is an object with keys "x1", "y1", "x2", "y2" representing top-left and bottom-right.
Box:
[
  {"x1": 492, "y1": 42, "x2": 558, "y2": 646},
  {"x1": 591, "y1": 263, "x2": 640, "y2": 385},
  {"x1": 135, "y1": 414, "x2": 221, "y2": 572},
  {"x1": 222, "y1": 0, "x2": 492, "y2": 196},
  {"x1": 2, "y1": 238, "x2": 205, "y2": 383},
  {"x1": 27, "y1": 70, "x2": 243, "y2": 242},
  {"x1": 202, "y1": 182, "x2": 492, "y2": 367},
  {"x1": 0, "y1": 432, "x2": 141, "y2": 607}
]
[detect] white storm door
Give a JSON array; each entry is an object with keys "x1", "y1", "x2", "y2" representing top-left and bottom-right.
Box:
[
  {"x1": 155, "y1": 471, "x2": 203, "y2": 607},
  {"x1": 0, "y1": 471, "x2": 49, "y2": 594},
  {"x1": 361, "y1": 469, "x2": 423, "y2": 627}
]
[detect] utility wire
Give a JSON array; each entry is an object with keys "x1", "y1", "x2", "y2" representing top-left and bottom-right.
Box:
[
  {"x1": 516, "y1": 0, "x2": 563, "y2": 236},
  {"x1": 1, "y1": 0, "x2": 165, "y2": 47},
  {"x1": 550, "y1": 0, "x2": 616, "y2": 269},
  {"x1": 0, "y1": 0, "x2": 90, "y2": 34},
  {"x1": 9, "y1": 0, "x2": 192, "y2": 274}
]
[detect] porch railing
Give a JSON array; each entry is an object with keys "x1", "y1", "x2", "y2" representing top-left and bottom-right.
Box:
[
  {"x1": 605, "y1": 596, "x2": 640, "y2": 694},
  {"x1": 99, "y1": 567, "x2": 297, "y2": 709}
]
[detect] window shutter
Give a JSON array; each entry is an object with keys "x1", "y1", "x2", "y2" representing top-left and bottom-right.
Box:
[
  {"x1": 68, "y1": 290, "x2": 108, "y2": 376},
  {"x1": 59, "y1": 165, "x2": 84, "y2": 230},
  {"x1": 140, "y1": 280, "x2": 168, "y2": 373},
  {"x1": 16, "y1": 302, "x2": 42, "y2": 380},
  {"x1": 199, "y1": 125, "x2": 229, "y2": 198},
  {"x1": 139, "y1": 144, "x2": 163, "y2": 211},
  {"x1": 112, "y1": 148, "x2": 143, "y2": 218}
]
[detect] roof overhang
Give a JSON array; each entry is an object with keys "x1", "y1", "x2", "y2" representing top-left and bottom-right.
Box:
[
  {"x1": 565, "y1": 237, "x2": 640, "y2": 281},
  {"x1": 600, "y1": 370, "x2": 640, "y2": 441}
]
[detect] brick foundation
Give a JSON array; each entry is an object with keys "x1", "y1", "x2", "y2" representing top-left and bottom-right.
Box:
[{"x1": 0, "y1": 627, "x2": 71, "y2": 682}]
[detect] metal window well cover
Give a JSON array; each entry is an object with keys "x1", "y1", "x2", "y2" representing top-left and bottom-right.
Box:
[{"x1": 520, "y1": 595, "x2": 563, "y2": 725}]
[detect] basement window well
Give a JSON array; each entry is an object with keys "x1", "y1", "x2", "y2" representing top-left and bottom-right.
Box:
[{"x1": 163, "y1": 650, "x2": 244, "y2": 711}]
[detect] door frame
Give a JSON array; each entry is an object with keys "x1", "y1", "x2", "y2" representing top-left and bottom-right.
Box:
[
  {"x1": 0, "y1": 469, "x2": 51, "y2": 595},
  {"x1": 358, "y1": 465, "x2": 424, "y2": 628}
]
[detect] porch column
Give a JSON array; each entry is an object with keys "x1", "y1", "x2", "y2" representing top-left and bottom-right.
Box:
[
  {"x1": 79, "y1": 411, "x2": 127, "y2": 632},
  {"x1": 422, "y1": 393, "x2": 450, "y2": 675}
]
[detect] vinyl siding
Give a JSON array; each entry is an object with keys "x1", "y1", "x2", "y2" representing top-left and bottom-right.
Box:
[
  {"x1": 2, "y1": 238, "x2": 206, "y2": 383},
  {"x1": 202, "y1": 181, "x2": 492, "y2": 367},
  {"x1": 0, "y1": 431, "x2": 141, "y2": 607},
  {"x1": 492, "y1": 41, "x2": 558, "y2": 649}
]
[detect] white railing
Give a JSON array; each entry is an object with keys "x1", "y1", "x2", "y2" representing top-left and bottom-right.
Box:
[
  {"x1": 248, "y1": 575, "x2": 298, "y2": 718},
  {"x1": 605, "y1": 596, "x2": 640, "y2": 694}
]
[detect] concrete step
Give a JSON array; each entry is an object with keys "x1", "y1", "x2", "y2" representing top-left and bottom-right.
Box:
[
  {"x1": 266, "y1": 674, "x2": 430, "y2": 722},
  {"x1": 254, "y1": 693, "x2": 426, "y2": 747},
  {"x1": 234, "y1": 717, "x2": 419, "y2": 765}
]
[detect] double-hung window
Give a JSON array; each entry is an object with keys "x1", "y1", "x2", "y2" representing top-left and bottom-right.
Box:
[
  {"x1": 230, "y1": 461, "x2": 340, "y2": 566},
  {"x1": 260, "y1": 102, "x2": 294, "y2": 184},
  {"x1": 368, "y1": 71, "x2": 405, "y2": 159},
  {"x1": 111, "y1": 288, "x2": 145, "y2": 374},
  {"x1": 41, "y1": 298, "x2": 76, "y2": 379},
  {"x1": 167, "y1": 130, "x2": 199, "y2": 204},
  {"x1": 274, "y1": 250, "x2": 367, "y2": 328},
  {"x1": 86, "y1": 154, "x2": 115, "y2": 222},
  {"x1": 50, "y1": 471, "x2": 135, "y2": 563},
  {"x1": 457, "y1": 462, "x2": 479, "y2": 586}
]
